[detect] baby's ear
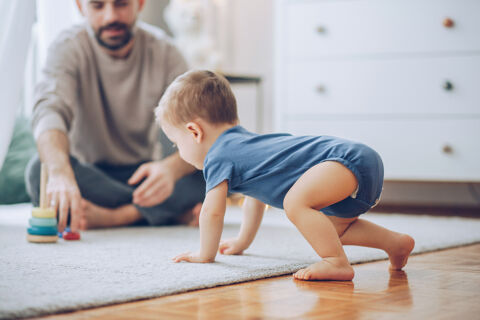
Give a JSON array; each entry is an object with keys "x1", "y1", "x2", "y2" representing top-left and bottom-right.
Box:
[{"x1": 185, "y1": 121, "x2": 203, "y2": 143}]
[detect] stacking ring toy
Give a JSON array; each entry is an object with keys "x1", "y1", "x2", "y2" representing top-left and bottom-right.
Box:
[
  {"x1": 27, "y1": 234, "x2": 58, "y2": 243},
  {"x1": 32, "y1": 208, "x2": 56, "y2": 219},
  {"x1": 29, "y1": 217, "x2": 57, "y2": 227},
  {"x1": 27, "y1": 226, "x2": 58, "y2": 236}
]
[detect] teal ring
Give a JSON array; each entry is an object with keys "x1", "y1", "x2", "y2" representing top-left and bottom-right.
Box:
[
  {"x1": 29, "y1": 217, "x2": 57, "y2": 227},
  {"x1": 27, "y1": 226, "x2": 58, "y2": 236}
]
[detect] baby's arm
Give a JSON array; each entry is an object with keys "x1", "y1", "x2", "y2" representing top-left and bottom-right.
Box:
[
  {"x1": 173, "y1": 180, "x2": 228, "y2": 263},
  {"x1": 219, "y1": 196, "x2": 266, "y2": 255}
]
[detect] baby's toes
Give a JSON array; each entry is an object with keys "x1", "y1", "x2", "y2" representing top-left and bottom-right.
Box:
[
  {"x1": 302, "y1": 269, "x2": 313, "y2": 280},
  {"x1": 294, "y1": 268, "x2": 306, "y2": 280}
]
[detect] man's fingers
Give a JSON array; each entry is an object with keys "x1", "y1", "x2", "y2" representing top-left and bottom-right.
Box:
[
  {"x1": 141, "y1": 181, "x2": 168, "y2": 203},
  {"x1": 135, "y1": 186, "x2": 170, "y2": 207},
  {"x1": 47, "y1": 192, "x2": 58, "y2": 213},
  {"x1": 128, "y1": 165, "x2": 148, "y2": 185},
  {"x1": 70, "y1": 195, "x2": 82, "y2": 232},
  {"x1": 133, "y1": 177, "x2": 157, "y2": 201},
  {"x1": 57, "y1": 196, "x2": 69, "y2": 232}
]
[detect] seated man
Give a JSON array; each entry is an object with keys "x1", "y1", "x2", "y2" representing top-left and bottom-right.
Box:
[{"x1": 25, "y1": 0, "x2": 205, "y2": 232}]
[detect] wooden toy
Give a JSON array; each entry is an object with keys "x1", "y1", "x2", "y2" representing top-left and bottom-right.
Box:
[
  {"x1": 27, "y1": 164, "x2": 58, "y2": 243},
  {"x1": 31, "y1": 207, "x2": 56, "y2": 218},
  {"x1": 27, "y1": 226, "x2": 58, "y2": 236},
  {"x1": 29, "y1": 217, "x2": 57, "y2": 227},
  {"x1": 26, "y1": 234, "x2": 59, "y2": 243}
]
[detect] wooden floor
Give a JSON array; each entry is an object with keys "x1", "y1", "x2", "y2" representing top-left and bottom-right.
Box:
[{"x1": 37, "y1": 243, "x2": 480, "y2": 320}]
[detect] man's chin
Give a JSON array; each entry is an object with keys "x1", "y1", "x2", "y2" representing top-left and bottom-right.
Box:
[
  {"x1": 98, "y1": 41, "x2": 128, "y2": 51},
  {"x1": 97, "y1": 37, "x2": 131, "y2": 51}
]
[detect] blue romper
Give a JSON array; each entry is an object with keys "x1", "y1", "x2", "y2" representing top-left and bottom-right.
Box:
[{"x1": 203, "y1": 126, "x2": 383, "y2": 218}]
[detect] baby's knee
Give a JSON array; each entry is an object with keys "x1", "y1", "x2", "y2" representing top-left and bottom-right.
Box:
[{"x1": 283, "y1": 192, "x2": 302, "y2": 223}]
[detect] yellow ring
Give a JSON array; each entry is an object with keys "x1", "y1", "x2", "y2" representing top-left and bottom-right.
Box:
[{"x1": 32, "y1": 208, "x2": 56, "y2": 218}]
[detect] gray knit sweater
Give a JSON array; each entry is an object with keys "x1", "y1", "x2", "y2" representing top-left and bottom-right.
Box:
[{"x1": 31, "y1": 22, "x2": 187, "y2": 165}]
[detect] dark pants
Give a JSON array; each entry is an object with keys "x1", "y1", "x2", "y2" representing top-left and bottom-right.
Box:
[{"x1": 25, "y1": 155, "x2": 205, "y2": 225}]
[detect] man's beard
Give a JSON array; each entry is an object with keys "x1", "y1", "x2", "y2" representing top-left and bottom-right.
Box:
[{"x1": 95, "y1": 22, "x2": 133, "y2": 51}]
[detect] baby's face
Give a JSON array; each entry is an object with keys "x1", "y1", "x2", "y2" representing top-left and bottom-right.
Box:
[{"x1": 161, "y1": 120, "x2": 205, "y2": 169}]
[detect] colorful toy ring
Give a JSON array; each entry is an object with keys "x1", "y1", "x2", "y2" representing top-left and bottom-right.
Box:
[
  {"x1": 32, "y1": 208, "x2": 56, "y2": 219},
  {"x1": 29, "y1": 217, "x2": 57, "y2": 227},
  {"x1": 27, "y1": 226, "x2": 58, "y2": 236},
  {"x1": 26, "y1": 234, "x2": 58, "y2": 243}
]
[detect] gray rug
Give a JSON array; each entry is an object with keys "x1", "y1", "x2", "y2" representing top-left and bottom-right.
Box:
[{"x1": 1, "y1": 204, "x2": 479, "y2": 319}]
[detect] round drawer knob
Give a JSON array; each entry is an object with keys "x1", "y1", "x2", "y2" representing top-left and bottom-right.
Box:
[
  {"x1": 443, "y1": 17, "x2": 455, "y2": 28},
  {"x1": 315, "y1": 85, "x2": 326, "y2": 93},
  {"x1": 442, "y1": 144, "x2": 453, "y2": 154},
  {"x1": 316, "y1": 26, "x2": 327, "y2": 34},
  {"x1": 443, "y1": 81, "x2": 454, "y2": 91}
]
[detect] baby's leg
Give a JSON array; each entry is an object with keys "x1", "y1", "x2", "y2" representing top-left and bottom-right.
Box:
[
  {"x1": 283, "y1": 161, "x2": 358, "y2": 281},
  {"x1": 336, "y1": 217, "x2": 415, "y2": 270}
]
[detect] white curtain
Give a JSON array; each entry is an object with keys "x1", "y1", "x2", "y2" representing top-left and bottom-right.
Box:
[
  {"x1": 35, "y1": 0, "x2": 82, "y2": 79},
  {"x1": 24, "y1": 0, "x2": 82, "y2": 117},
  {"x1": 0, "y1": 0, "x2": 35, "y2": 171},
  {"x1": 0, "y1": 0, "x2": 82, "y2": 170}
]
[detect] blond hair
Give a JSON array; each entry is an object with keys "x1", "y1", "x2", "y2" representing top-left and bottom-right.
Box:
[{"x1": 156, "y1": 70, "x2": 238, "y2": 126}]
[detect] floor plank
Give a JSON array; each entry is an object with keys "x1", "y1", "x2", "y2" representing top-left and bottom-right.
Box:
[{"x1": 36, "y1": 243, "x2": 480, "y2": 320}]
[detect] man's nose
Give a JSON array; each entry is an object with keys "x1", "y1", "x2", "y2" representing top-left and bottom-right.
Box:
[{"x1": 103, "y1": 3, "x2": 119, "y2": 25}]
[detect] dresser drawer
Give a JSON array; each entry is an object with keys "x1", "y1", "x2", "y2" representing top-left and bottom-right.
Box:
[
  {"x1": 284, "y1": 0, "x2": 480, "y2": 59},
  {"x1": 282, "y1": 55, "x2": 480, "y2": 116},
  {"x1": 282, "y1": 118, "x2": 480, "y2": 181}
]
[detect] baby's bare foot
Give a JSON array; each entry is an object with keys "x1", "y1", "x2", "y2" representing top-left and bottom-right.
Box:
[
  {"x1": 388, "y1": 234, "x2": 415, "y2": 270},
  {"x1": 293, "y1": 257, "x2": 354, "y2": 281}
]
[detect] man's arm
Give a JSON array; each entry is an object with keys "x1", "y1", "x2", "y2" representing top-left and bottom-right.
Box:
[
  {"x1": 219, "y1": 197, "x2": 266, "y2": 255},
  {"x1": 29, "y1": 29, "x2": 82, "y2": 231},
  {"x1": 173, "y1": 180, "x2": 228, "y2": 263},
  {"x1": 37, "y1": 129, "x2": 83, "y2": 232}
]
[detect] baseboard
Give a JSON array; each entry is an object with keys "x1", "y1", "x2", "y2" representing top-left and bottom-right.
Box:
[{"x1": 379, "y1": 181, "x2": 480, "y2": 212}]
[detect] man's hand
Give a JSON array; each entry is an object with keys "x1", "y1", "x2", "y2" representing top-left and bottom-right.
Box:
[
  {"x1": 37, "y1": 129, "x2": 83, "y2": 232},
  {"x1": 129, "y1": 161, "x2": 175, "y2": 207},
  {"x1": 172, "y1": 252, "x2": 214, "y2": 263},
  {"x1": 218, "y1": 238, "x2": 247, "y2": 255},
  {"x1": 47, "y1": 168, "x2": 83, "y2": 233}
]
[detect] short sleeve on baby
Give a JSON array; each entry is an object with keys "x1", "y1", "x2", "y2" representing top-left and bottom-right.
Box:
[{"x1": 203, "y1": 159, "x2": 235, "y2": 193}]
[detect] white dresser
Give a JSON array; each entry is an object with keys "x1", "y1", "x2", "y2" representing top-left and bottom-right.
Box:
[{"x1": 274, "y1": 0, "x2": 480, "y2": 181}]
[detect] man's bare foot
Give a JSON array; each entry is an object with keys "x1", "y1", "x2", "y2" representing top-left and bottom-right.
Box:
[
  {"x1": 293, "y1": 257, "x2": 355, "y2": 281},
  {"x1": 388, "y1": 234, "x2": 415, "y2": 270},
  {"x1": 79, "y1": 200, "x2": 116, "y2": 229},
  {"x1": 79, "y1": 200, "x2": 141, "y2": 229},
  {"x1": 177, "y1": 203, "x2": 202, "y2": 227}
]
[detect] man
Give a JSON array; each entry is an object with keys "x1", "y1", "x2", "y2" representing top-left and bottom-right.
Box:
[{"x1": 26, "y1": 0, "x2": 205, "y2": 233}]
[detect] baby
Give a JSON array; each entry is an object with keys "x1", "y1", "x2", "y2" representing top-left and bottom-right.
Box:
[{"x1": 156, "y1": 70, "x2": 415, "y2": 281}]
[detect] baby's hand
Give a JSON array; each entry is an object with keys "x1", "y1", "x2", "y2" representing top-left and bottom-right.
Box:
[
  {"x1": 172, "y1": 251, "x2": 213, "y2": 263},
  {"x1": 218, "y1": 238, "x2": 246, "y2": 255}
]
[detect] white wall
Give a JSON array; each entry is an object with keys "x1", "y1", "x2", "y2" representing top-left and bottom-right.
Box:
[
  {"x1": 226, "y1": 0, "x2": 274, "y2": 132},
  {"x1": 141, "y1": 0, "x2": 275, "y2": 132}
]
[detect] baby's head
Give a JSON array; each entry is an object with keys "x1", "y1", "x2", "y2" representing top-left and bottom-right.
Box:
[
  {"x1": 157, "y1": 70, "x2": 238, "y2": 127},
  {"x1": 155, "y1": 70, "x2": 239, "y2": 168}
]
